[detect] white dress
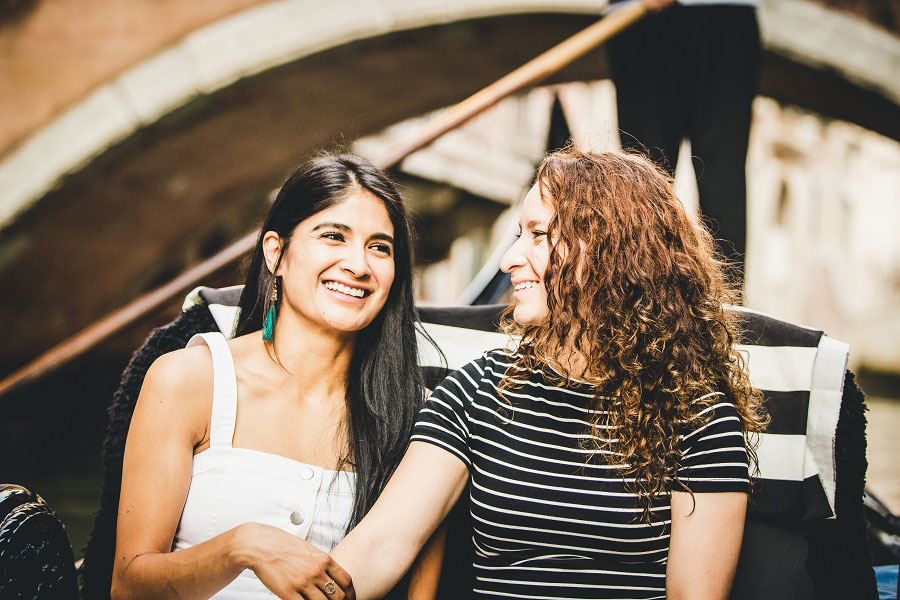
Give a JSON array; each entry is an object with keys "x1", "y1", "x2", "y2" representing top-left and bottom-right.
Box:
[{"x1": 171, "y1": 332, "x2": 356, "y2": 598}]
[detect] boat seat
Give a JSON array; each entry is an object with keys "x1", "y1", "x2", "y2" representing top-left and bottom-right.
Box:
[
  {"x1": 0, "y1": 483, "x2": 79, "y2": 599},
  {"x1": 73, "y1": 285, "x2": 876, "y2": 599}
]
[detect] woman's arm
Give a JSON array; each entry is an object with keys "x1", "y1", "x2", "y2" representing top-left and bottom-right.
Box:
[
  {"x1": 405, "y1": 522, "x2": 448, "y2": 600},
  {"x1": 332, "y1": 441, "x2": 469, "y2": 600},
  {"x1": 665, "y1": 491, "x2": 747, "y2": 600},
  {"x1": 111, "y1": 350, "x2": 350, "y2": 600}
]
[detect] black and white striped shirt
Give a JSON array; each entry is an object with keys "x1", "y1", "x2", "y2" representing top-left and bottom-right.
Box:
[{"x1": 411, "y1": 349, "x2": 750, "y2": 599}]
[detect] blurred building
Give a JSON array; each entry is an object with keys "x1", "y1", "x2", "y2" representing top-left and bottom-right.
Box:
[
  {"x1": 2, "y1": 0, "x2": 898, "y2": 553},
  {"x1": 0, "y1": 0, "x2": 898, "y2": 380},
  {"x1": 354, "y1": 83, "x2": 900, "y2": 374}
]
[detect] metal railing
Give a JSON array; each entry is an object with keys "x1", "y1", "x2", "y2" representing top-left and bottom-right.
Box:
[{"x1": 0, "y1": 0, "x2": 646, "y2": 398}]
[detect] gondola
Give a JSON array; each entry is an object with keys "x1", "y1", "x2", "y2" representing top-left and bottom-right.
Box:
[{"x1": 1, "y1": 2, "x2": 898, "y2": 598}]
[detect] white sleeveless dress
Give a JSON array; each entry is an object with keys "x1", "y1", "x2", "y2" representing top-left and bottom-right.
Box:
[{"x1": 171, "y1": 332, "x2": 356, "y2": 599}]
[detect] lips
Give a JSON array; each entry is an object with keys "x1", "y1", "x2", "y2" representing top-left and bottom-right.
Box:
[
  {"x1": 323, "y1": 280, "x2": 370, "y2": 298},
  {"x1": 513, "y1": 281, "x2": 539, "y2": 291}
]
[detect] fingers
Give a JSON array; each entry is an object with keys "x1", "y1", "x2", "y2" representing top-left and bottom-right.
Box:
[
  {"x1": 297, "y1": 577, "x2": 343, "y2": 600},
  {"x1": 325, "y1": 561, "x2": 354, "y2": 598},
  {"x1": 316, "y1": 578, "x2": 345, "y2": 600}
]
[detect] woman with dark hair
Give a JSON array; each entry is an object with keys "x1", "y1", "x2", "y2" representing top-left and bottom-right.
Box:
[
  {"x1": 326, "y1": 149, "x2": 769, "y2": 599},
  {"x1": 111, "y1": 154, "x2": 440, "y2": 599}
]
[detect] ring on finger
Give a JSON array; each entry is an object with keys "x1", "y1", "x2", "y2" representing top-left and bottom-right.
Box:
[{"x1": 324, "y1": 581, "x2": 337, "y2": 595}]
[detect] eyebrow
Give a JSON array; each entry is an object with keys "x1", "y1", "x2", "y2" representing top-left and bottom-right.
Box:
[
  {"x1": 520, "y1": 219, "x2": 547, "y2": 230},
  {"x1": 311, "y1": 222, "x2": 394, "y2": 244}
]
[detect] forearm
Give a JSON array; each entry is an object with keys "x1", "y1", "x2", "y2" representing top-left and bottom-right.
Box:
[
  {"x1": 112, "y1": 525, "x2": 248, "y2": 600},
  {"x1": 332, "y1": 520, "x2": 431, "y2": 600},
  {"x1": 406, "y1": 523, "x2": 447, "y2": 600},
  {"x1": 332, "y1": 442, "x2": 469, "y2": 599}
]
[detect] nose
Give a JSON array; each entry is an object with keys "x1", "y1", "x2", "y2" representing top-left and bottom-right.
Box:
[
  {"x1": 340, "y1": 242, "x2": 371, "y2": 279},
  {"x1": 500, "y1": 235, "x2": 525, "y2": 274}
]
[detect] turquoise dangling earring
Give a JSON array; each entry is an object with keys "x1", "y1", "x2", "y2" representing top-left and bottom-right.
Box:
[{"x1": 262, "y1": 277, "x2": 278, "y2": 341}]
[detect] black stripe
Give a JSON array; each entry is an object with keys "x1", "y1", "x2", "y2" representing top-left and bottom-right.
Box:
[
  {"x1": 201, "y1": 287, "x2": 242, "y2": 307},
  {"x1": 760, "y1": 390, "x2": 810, "y2": 435},
  {"x1": 422, "y1": 366, "x2": 452, "y2": 390},
  {"x1": 733, "y1": 309, "x2": 823, "y2": 348},
  {"x1": 418, "y1": 305, "x2": 506, "y2": 332},
  {"x1": 748, "y1": 475, "x2": 833, "y2": 520}
]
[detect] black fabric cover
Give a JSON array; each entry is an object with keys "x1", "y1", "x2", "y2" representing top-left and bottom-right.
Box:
[
  {"x1": 80, "y1": 299, "x2": 877, "y2": 599},
  {"x1": 0, "y1": 484, "x2": 78, "y2": 600},
  {"x1": 80, "y1": 305, "x2": 218, "y2": 600}
]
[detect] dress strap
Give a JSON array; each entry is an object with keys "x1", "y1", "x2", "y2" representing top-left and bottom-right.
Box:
[{"x1": 186, "y1": 332, "x2": 237, "y2": 448}]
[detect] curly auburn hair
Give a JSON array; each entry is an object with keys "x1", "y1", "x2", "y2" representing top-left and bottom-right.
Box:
[{"x1": 501, "y1": 148, "x2": 768, "y2": 521}]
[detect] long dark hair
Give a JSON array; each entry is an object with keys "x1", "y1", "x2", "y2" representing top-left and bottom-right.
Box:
[{"x1": 235, "y1": 153, "x2": 429, "y2": 529}]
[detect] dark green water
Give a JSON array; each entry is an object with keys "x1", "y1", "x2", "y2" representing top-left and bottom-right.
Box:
[{"x1": 10, "y1": 453, "x2": 104, "y2": 560}]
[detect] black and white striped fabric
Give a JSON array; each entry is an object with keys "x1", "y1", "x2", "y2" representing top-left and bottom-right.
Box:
[
  {"x1": 411, "y1": 349, "x2": 749, "y2": 599},
  {"x1": 184, "y1": 286, "x2": 848, "y2": 523}
]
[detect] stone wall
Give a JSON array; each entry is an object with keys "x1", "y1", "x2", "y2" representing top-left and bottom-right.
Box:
[{"x1": 357, "y1": 82, "x2": 900, "y2": 373}]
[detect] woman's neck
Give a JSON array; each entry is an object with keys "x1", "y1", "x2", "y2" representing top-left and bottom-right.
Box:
[
  {"x1": 265, "y1": 310, "x2": 356, "y2": 400},
  {"x1": 542, "y1": 333, "x2": 592, "y2": 381}
]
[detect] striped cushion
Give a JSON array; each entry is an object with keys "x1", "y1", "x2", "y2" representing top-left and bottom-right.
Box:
[{"x1": 183, "y1": 286, "x2": 847, "y2": 521}]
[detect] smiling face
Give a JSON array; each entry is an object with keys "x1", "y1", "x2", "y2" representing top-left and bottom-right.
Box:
[
  {"x1": 264, "y1": 188, "x2": 395, "y2": 337},
  {"x1": 500, "y1": 183, "x2": 554, "y2": 326}
]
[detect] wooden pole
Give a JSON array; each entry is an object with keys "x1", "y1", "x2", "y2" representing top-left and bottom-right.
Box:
[
  {"x1": 374, "y1": 1, "x2": 646, "y2": 168},
  {"x1": 0, "y1": 1, "x2": 646, "y2": 398}
]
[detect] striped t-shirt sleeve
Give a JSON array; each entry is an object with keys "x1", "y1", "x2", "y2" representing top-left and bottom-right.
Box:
[
  {"x1": 410, "y1": 357, "x2": 484, "y2": 469},
  {"x1": 676, "y1": 396, "x2": 751, "y2": 493}
]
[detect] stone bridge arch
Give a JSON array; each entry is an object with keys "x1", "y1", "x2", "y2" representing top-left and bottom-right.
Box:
[{"x1": 0, "y1": 0, "x2": 897, "y2": 369}]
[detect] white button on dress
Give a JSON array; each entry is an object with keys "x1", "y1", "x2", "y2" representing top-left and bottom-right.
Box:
[{"x1": 171, "y1": 333, "x2": 357, "y2": 599}]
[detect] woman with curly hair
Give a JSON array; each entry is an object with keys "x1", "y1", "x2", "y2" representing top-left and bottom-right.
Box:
[{"x1": 326, "y1": 149, "x2": 768, "y2": 600}]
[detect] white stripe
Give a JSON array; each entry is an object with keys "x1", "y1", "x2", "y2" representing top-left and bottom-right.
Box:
[
  {"x1": 469, "y1": 503, "x2": 670, "y2": 543},
  {"x1": 733, "y1": 344, "x2": 817, "y2": 392},
  {"x1": 807, "y1": 334, "x2": 849, "y2": 518},
  {"x1": 681, "y1": 414, "x2": 741, "y2": 441},
  {"x1": 471, "y1": 447, "x2": 632, "y2": 482},
  {"x1": 470, "y1": 478, "x2": 666, "y2": 517},
  {"x1": 468, "y1": 411, "x2": 617, "y2": 455},
  {"x1": 417, "y1": 405, "x2": 468, "y2": 441},
  {"x1": 483, "y1": 361, "x2": 598, "y2": 401},
  {"x1": 486, "y1": 354, "x2": 594, "y2": 387},
  {"x1": 208, "y1": 304, "x2": 239, "y2": 337},
  {"x1": 679, "y1": 445, "x2": 745, "y2": 462},
  {"x1": 474, "y1": 387, "x2": 604, "y2": 428},
  {"x1": 470, "y1": 462, "x2": 654, "y2": 505},
  {"x1": 416, "y1": 322, "x2": 510, "y2": 369},
  {"x1": 509, "y1": 554, "x2": 591, "y2": 566},
  {"x1": 426, "y1": 389, "x2": 470, "y2": 436},
  {"x1": 476, "y1": 576, "x2": 664, "y2": 589},
  {"x1": 679, "y1": 462, "x2": 749, "y2": 471},
  {"x1": 696, "y1": 430, "x2": 745, "y2": 443},
  {"x1": 472, "y1": 526, "x2": 670, "y2": 556},
  {"x1": 755, "y1": 433, "x2": 812, "y2": 481},
  {"x1": 408, "y1": 433, "x2": 470, "y2": 467},
  {"x1": 471, "y1": 435, "x2": 631, "y2": 475},
  {"x1": 471, "y1": 587, "x2": 663, "y2": 600}
]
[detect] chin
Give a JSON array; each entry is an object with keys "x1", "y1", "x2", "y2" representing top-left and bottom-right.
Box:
[{"x1": 512, "y1": 305, "x2": 545, "y2": 327}]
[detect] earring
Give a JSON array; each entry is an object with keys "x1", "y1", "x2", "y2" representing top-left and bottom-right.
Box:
[{"x1": 262, "y1": 277, "x2": 278, "y2": 341}]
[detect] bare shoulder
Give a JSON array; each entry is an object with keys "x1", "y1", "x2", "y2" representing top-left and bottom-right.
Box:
[
  {"x1": 135, "y1": 344, "x2": 215, "y2": 440},
  {"x1": 144, "y1": 344, "x2": 214, "y2": 396}
]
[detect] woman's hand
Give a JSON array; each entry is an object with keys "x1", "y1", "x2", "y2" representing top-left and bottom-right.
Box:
[{"x1": 233, "y1": 523, "x2": 354, "y2": 600}]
